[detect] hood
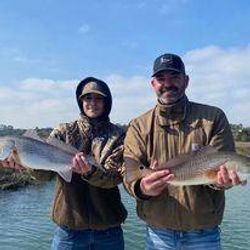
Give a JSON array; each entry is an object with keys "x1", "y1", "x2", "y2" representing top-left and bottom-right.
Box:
[{"x1": 76, "y1": 76, "x2": 112, "y2": 121}]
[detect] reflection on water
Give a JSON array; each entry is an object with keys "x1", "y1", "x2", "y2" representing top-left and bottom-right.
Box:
[
  {"x1": 0, "y1": 181, "x2": 55, "y2": 250},
  {"x1": 222, "y1": 185, "x2": 250, "y2": 250},
  {"x1": 0, "y1": 181, "x2": 249, "y2": 250},
  {"x1": 121, "y1": 189, "x2": 145, "y2": 250}
]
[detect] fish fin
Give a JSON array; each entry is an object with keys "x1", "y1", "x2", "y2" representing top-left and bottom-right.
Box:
[
  {"x1": 47, "y1": 138, "x2": 78, "y2": 154},
  {"x1": 196, "y1": 145, "x2": 218, "y2": 155},
  {"x1": 86, "y1": 155, "x2": 107, "y2": 173},
  {"x1": 158, "y1": 146, "x2": 218, "y2": 170},
  {"x1": 124, "y1": 157, "x2": 147, "y2": 172},
  {"x1": 23, "y1": 129, "x2": 45, "y2": 142},
  {"x1": 57, "y1": 169, "x2": 73, "y2": 182},
  {"x1": 124, "y1": 157, "x2": 150, "y2": 182},
  {"x1": 159, "y1": 154, "x2": 192, "y2": 169}
]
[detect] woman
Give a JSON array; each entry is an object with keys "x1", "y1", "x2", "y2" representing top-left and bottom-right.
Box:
[{"x1": 1, "y1": 77, "x2": 127, "y2": 250}]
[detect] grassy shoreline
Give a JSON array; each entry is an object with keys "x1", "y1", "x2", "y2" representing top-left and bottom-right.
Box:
[{"x1": 0, "y1": 168, "x2": 38, "y2": 190}]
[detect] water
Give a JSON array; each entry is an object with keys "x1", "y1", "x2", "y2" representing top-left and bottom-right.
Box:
[
  {"x1": 0, "y1": 181, "x2": 55, "y2": 249},
  {"x1": 0, "y1": 181, "x2": 249, "y2": 250}
]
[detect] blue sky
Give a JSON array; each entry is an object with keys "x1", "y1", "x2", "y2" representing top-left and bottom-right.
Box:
[{"x1": 0, "y1": 0, "x2": 250, "y2": 128}]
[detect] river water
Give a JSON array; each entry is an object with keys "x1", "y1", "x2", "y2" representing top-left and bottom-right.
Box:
[{"x1": 0, "y1": 180, "x2": 249, "y2": 250}]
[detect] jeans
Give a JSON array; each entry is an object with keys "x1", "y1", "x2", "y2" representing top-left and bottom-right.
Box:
[
  {"x1": 145, "y1": 225, "x2": 222, "y2": 250},
  {"x1": 51, "y1": 225, "x2": 124, "y2": 250}
]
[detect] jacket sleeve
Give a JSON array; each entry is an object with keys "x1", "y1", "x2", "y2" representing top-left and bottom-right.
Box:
[
  {"x1": 81, "y1": 132, "x2": 125, "y2": 188},
  {"x1": 122, "y1": 121, "x2": 150, "y2": 200},
  {"x1": 209, "y1": 109, "x2": 235, "y2": 151}
]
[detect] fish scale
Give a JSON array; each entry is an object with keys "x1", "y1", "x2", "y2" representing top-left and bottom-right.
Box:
[
  {"x1": 125, "y1": 146, "x2": 250, "y2": 186},
  {"x1": 0, "y1": 131, "x2": 106, "y2": 182}
]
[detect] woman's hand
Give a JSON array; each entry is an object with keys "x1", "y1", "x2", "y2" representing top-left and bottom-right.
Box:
[{"x1": 71, "y1": 152, "x2": 93, "y2": 175}]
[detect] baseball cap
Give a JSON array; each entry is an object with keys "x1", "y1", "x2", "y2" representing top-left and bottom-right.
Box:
[
  {"x1": 152, "y1": 53, "x2": 186, "y2": 77},
  {"x1": 79, "y1": 81, "x2": 107, "y2": 99}
]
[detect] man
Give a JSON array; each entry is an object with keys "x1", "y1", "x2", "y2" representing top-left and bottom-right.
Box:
[
  {"x1": 123, "y1": 53, "x2": 245, "y2": 250},
  {"x1": 1, "y1": 77, "x2": 127, "y2": 250}
]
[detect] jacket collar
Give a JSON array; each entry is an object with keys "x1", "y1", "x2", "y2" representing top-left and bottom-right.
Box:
[
  {"x1": 156, "y1": 95, "x2": 189, "y2": 126},
  {"x1": 79, "y1": 113, "x2": 110, "y2": 129}
]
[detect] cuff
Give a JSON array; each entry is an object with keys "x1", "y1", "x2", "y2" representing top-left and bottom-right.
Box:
[
  {"x1": 134, "y1": 179, "x2": 151, "y2": 200},
  {"x1": 81, "y1": 165, "x2": 97, "y2": 180}
]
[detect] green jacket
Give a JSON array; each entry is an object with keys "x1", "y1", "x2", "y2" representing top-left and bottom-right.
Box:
[
  {"x1": 48, "y1": 115, "x2": 127, "y2": 230},
  {"x1": 123, "y1": 96, "x2": 235, "y2": 230}
]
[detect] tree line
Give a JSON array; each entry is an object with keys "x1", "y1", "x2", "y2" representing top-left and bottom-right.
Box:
[
  {"x1": 230, "y1": 124, "x2": 250, "y2": 142},
  {"x1": 0, "y1": 123, "x2": 250, "y2": 142}
]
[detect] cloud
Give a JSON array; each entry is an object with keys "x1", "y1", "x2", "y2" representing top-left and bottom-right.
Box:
[
  {"x1": 184, "y1": 45, "x2": 250, "y2": 125},
  {"x1": 121, "y1": 41, "x2": 139, "y2": 50},
  {"x1": 0, "y1": 45, "x2": 41, "y2": 65},
  {"x1": 0, "y1": 79, "x2": 79, "y2": 128},
  {"x1": 159, "y1": 0, "x2": 189, "y2": 14},
  {"x1": 21, "y1": 78, "x2": 75, "y2": 92},
  {"x1": 105, "y1": 74, "x2": 154, "y2": 124},
  {"x1": 13, "y1": 56, "x2": 29, "y2": 63},
  {"x1": 79, "y1": 24, "x2": 90, "y2": 34},
  {"x1": 1, "y1": 44, "x2": 250, "y2": 128},
  {"x1": 0, "y1": 75, "x2": 154, "y2": 128},
  {"x1": 105, "y1": 45, "x2": 250, "y2": 126}
]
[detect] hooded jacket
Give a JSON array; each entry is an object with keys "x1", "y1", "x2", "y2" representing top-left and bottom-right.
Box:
[
  {"x1": 123, "y1": 96, "x2": 235, "y2": 230},
  {"x1": 47, "y1": 77, "x2": 127, "y2": 230}
]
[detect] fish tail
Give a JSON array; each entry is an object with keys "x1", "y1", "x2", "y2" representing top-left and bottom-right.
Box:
[{"x1": 57, "y1": 170, "x2": 72, "y2": 182}]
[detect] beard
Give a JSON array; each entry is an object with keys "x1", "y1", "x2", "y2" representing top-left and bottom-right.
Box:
[{"x1": 157, "y1": 86, "x2": 184, "y2": 105}]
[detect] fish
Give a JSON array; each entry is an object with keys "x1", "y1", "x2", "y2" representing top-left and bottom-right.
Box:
[
  {"x1": 125, "y1": 146, "x2": 250, "y2": 186},
  {"x1": 0, "y1": 130, "x2": 106, "y2": 182}
]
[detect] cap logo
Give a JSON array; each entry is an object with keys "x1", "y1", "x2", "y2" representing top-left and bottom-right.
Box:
[
  {"x1": 161, "y1": 57, "x2": 171, "y2": 63},
  {"x1": 85, "y1": 81, "x2": 98, "y2": 89}
]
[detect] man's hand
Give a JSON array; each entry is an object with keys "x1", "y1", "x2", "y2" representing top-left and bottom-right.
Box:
[
  {"x1": 216, "y1": 164, "x2": 247, "y2": 188},
  {"x1": 0, "y1": 156, "x2": 25, "y2": 171},
  {"x1": 140, "y1": 161, "x2": 174, "y2": 197},
  {"x1": 71, "y1": 152, "x2": 93, "y2": 175}
]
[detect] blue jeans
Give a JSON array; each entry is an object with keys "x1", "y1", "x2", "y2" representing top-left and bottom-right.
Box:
[
  {"x1": 51, "y1": 225, "x2": 124, "y2": 250},
  {"x1": 145, "y1": 226, "x2": 222, "y2": 250}
]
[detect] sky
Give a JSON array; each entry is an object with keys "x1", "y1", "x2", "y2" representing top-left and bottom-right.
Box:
[{"x1": 0, "y1": 0, "x2": 250, "y2": 128}]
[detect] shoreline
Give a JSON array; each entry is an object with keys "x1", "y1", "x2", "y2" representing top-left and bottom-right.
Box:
[{"x1": 0, "y1": 168, "x2": 39, "y2": 190}]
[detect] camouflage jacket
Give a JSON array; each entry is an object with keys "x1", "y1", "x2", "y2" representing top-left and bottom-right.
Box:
[
  {"x1": 48, "y1": 115, "x2": 127, "y2": 230},
  {"x1": 123, "y1": 96, "x2": 235, "y2": 230}
]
